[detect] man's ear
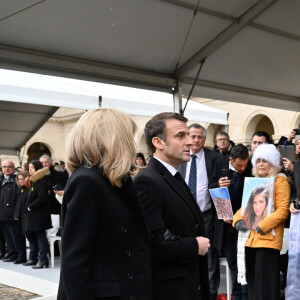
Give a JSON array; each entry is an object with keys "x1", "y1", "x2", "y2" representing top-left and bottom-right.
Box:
[
  {"x1": 229, "y1": 157, "x2": 233, "y2": 164},
  {"x1": 152, "y1": 137, "x2": 164, "y2": 150}
]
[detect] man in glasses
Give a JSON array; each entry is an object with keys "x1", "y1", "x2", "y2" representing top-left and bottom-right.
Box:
[{"x1": 215, "y1": 132, "x2": 234, "y2": 157}]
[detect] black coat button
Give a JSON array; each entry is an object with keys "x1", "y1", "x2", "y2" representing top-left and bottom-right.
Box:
[
  {"x1": 121, "y1": 226, "x2": 128, "y2": 233},
  {"x1": 197, "y1": 284, "x2": 201, "y2": 291},
  {"x1": 125, "y1": 250, "x2": 132, "y2": 257},
  {"x1": 129, "y1": 297, "x2": 136, "y2": 300},
  {"x1": 195, "y1": 223, "x2": 199, "y2": 229},
  {"x1": 127, "y1": 273, "x2": 134, "y2": 280}
]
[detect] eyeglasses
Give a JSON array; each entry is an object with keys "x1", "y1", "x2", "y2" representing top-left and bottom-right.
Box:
[
  {"x1": 217, "y1": 138, "x2": 229, "y2": 142},
  {"x1": 190, "y1": 135, "x2": 206, "y2": 140},
  {"x1": 2, "y1": 166, "x2": 14, "y2": 169}
]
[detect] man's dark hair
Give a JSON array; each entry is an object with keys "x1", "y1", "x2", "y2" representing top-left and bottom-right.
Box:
[
  {"x1": 188, "y1": 123, "x2": 207, "y2": 136},
  {"x1": 229, "y1": 144, "x2": 249, "y2": 160},
  {"x1": 252, "y1": 131, "x2": 273, "y2": 144},
  {"x1": 144, "y1": 112, "x2": 188, "y2": 154},
  {"x1": 216, "y1": 131, "x2": 230, "y2": 142}
]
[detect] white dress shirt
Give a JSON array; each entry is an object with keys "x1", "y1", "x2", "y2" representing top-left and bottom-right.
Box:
[{"x1": 185, "y1": 149, "x2": 211, "y2": 212}]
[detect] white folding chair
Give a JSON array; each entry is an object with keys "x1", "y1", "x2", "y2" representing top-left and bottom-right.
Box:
[{"x1": 48, "y1": 235, "x2": 61, "y2": 268}]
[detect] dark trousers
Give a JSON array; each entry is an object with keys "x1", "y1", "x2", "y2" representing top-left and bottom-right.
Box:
[
  {"x1": 0, "y1": 223, "x2": 6, "y2": 255},
  {"x1": 1, "y1": 221, "x2": 26, "y2": 260},
  {"x1": 26, "y1": 231, "x2": 49, "y2": 261},
  {"x1": 246, "y1": 247, "x2": 280, "y2": 300},
  {"x1": 203, "y1": 209, "x2": 220, "y2": 299},
  {"x1": 222, "y1": 223, "x2": 248, "y2": 300}
]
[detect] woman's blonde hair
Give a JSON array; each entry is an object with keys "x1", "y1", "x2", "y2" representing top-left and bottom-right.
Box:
[{"x1": 66, "y1": 108, "x2": 137, "y2": 187}]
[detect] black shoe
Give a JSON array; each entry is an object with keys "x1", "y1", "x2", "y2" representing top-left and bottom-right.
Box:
[
  {"x1": 23, "y1": 259, "x2": 38, "y2": 266},
  {"x1": 0, "y1": 252, "x2": 6, "y2": 259},
  {"x1": 14, "y1": 258, "x2": 27, "y2": 264},
  {"x1": 3, "y1": 256, "x2": 17, "y2": 262},
  {"x1": 1, "y1": 253, "x2": 10, "y2": 260},
  {"x1": 32, "y1": 259, "x2": 49, "y2": 269}
]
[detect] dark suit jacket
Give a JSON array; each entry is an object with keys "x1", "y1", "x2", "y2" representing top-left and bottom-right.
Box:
[
  {"x1": 178, "y1": 147, "x2": 220, "y2": 208},
  {"x1": 208, "y1": 156, "x2": 252, "y2": 251},
  {"x1": 57, "y1": 165, "x2": 152, "y2": 300},
  {"x1": 134, "y1": 158, "x2": 209, "y2": 300},
  {"x1": 178, "y1": 148, "x2": 220, "y2": 179}
]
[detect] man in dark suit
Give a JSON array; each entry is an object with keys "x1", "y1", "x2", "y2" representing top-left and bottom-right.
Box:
[
  {"x1": 178, "y1": 123, "x2": 220, "y2": 300},
  {"x1": 209, "y1": 144, "x2": 252, "y2": 300},
  {"x1": 134, "y1": 112, "x2": 210, "y2": 300}
]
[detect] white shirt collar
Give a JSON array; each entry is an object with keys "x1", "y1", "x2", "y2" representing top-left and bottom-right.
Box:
[
  {"x1": 229, "y1": 160, "x2": 237, "y2": 172},
  {"x1": 153, "y1": 156, "x2": 177, "y2": 176},
  {"x1": 190, "y1": 148, "x2": 203, "y2": 157}
]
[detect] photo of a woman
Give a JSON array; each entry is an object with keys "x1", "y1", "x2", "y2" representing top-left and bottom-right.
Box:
[{"x1": 243, "y1": 185, "x2": 269, "y2": 230}]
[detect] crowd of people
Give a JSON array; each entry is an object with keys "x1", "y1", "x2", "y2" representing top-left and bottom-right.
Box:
[
  {"x1": 0, "y1": 156, "x2": 67, "y2": 268},
  {"x1": 0, "y1": 108, "x2": 299, "y2": 300}
]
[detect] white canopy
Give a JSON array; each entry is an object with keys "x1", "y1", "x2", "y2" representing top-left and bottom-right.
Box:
[
  {"x1": 0, "y1": 69, "x2": 227, "y2": 155},
  {"x1": 0, "y1": 0, "x2": 299, "y2": 111}
]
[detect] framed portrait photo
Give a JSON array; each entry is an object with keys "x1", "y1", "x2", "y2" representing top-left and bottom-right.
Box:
[{"x1": 241, "y1": 177, "x2": 275, "y2": 230}]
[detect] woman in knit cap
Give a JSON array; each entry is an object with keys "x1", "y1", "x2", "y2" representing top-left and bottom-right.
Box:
[{"x1": 233, "y1": 143, "x2": 290, "y2": 300}]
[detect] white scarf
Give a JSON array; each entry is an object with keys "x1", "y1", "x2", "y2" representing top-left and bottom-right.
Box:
[{"x1": 237, "y1": 229, "x2": 251, "y2": 284}]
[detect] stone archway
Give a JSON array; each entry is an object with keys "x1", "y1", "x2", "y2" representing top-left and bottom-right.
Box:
[
  {"x1": 27, "y1": 142, "x2": 51, "y2": 162},
  {"x1": 245, "y1": 114, "x2": 275, "y2": 144}
]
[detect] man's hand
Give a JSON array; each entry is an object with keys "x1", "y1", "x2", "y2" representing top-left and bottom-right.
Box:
[
  {"x1": 196, "y1": 237, "x2": 210, "y2": 256},
  {"x1": 219, "y1": 177, "x2": 231, "y2": 187},
  {"x1": 283, "y1": 158, "x2": 294, "y2": 172}
]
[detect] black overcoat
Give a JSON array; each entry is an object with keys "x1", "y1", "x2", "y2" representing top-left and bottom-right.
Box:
[
  {"x1": 14, "y1": 186, "x2": 29, "y2": 235},
  {"x1": 133, "y1": 158, "x2": 209, "y2": 300},
  {"x1": 24, "y1": 168, "x2": 52, "y2": 232},
  {"x1": 44, "y1": 166, "x2": 64, "y2": 214},
  {"x1": 57, "y1": 165, "x2": 152, "y2": 300},
  {"x1": 0, "y1": 174, "x2": 18, "y2": 222}
]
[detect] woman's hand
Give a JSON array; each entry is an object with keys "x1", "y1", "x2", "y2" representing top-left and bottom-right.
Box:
[
  {"x1": 290, "y1": 202, "x2": 299, "y2": 214},
  {"x1": 283, "y1": 158, "x2": 294, "y2": 172}
]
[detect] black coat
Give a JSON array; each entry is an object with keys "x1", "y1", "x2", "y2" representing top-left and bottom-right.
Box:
[
  {"x1": 25, "y1": 168, "x2": 52, "y2": 232},
  {"x1": 133, "y1": 158, "x2": 209, "y2": 300},
  {"x1": 208, "y1": 156, "x2": 252, "y2": 251},
  {"x1": 15, "y1": 186, "x2": 29, "y2": 235},
  {"x1": 0, "y1": 174, "x2": 18, "y2": 222},
  {"x1": 44, "y1": 166, "x2": 64, "y2": 214},
  {"x1": 57, "y1": 165, "x2": 152, "y2": 300}
]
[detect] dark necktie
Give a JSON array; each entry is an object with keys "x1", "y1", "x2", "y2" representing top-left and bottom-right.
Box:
[{"x1": 188, "y1": 154, "x2": 197, "y2": 200}]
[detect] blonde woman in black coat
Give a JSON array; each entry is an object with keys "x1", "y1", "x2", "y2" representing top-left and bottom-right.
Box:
[
  {"x1": 57, "y1": 108, "x2": 152, "y2": 300},
  {"x1": 24, "y1": 160, "x2": 52, "y2": 268}
]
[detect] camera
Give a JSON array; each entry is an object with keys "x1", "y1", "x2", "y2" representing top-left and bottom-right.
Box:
[
  {"x1": 293, "y1": 198, "x2": 300, "y2": 210},
  {"x1": 221, "y1": 169, "x2": 231, "y2": 180}
]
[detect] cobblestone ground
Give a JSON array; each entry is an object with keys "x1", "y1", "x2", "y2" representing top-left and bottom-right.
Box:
[{"x1": 0, "y1": 283, "x2": 39, "y2": 300}]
